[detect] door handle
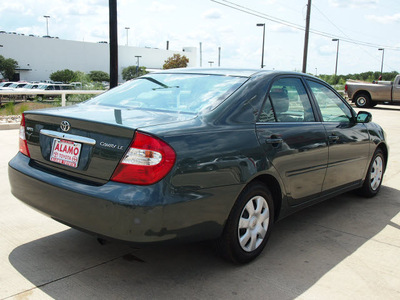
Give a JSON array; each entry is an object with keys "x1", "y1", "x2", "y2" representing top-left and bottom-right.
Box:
[{"x1": 266, "y1": 137, "x2": 283, "y2": 144}]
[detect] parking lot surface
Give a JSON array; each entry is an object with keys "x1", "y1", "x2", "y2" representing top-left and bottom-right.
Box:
[{"x1": 1, "y1": 105, "x2": 399, "y2": 299}]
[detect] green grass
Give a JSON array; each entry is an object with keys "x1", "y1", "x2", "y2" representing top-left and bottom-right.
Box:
[{"x1": 0, "y1": 102, "x2": 56, "y2": 116}]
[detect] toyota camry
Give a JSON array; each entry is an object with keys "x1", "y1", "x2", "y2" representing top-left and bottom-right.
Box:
[{"x1": 8, "y1": 69, "x2": 387, "y2": 263}]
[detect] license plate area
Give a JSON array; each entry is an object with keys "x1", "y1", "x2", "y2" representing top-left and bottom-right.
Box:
[{"x1": 50, "y1": 138, "x2": 82, "y2": 168}]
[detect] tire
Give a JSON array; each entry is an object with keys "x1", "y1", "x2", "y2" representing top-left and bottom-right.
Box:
[
  {"x1": 217, "y1": 182, "x2": 274, "y2": 264},
  {"x1": 358, "y1": 148, "x2": 385, "y2": 197},
  {"x1": 354, "y1": 93, "x2": 371, "y2": 108}
]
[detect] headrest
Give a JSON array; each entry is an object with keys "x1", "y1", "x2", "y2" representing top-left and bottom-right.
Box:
[{"x1": 269, "y1": 88, "x2": 289, "y2": 113}]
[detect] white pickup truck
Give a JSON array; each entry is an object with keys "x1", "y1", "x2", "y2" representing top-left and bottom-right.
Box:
[{"x1": 345, "y1": 75, "x2": 400, "y2": 108}]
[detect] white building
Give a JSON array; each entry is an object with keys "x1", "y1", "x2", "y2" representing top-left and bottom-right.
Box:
[{"x1": 0, "y1": 33, "x2": 197, "y2": 82}]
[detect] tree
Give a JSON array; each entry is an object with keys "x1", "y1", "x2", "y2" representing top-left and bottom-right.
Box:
[
  {"x1": 50, "y1": 69, "x2": 76, "y2": 83},
  {"x1": 88, "y1": 70, "x2": 110, "y2": 82},
  {"x1": 72, "y1": 71, "x2": 90, "y2": 84},
  {"x1": 122, "y1": 66, "x2": 148, "y2": 81},
  {"x1": 163, "y1": 54, "x2": 189, "y2": 69},
  {"x1": 0, "y1": 55, "x2": 18, "y2": 80}
]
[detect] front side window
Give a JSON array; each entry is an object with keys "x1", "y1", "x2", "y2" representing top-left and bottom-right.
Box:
[
  {"x1": 307, "y1": 80, "x2": 353, "y2": 122},
  {"x1": 259, "y1": 77, "x2": 315, "y2": 122},
  {"x1": 87, "y1": 73, "x2": 248, "y2": 114}
]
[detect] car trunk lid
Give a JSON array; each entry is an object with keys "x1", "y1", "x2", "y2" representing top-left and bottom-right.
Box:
[{"x1": 23, "y1": 105, "x2": 194, "y2": 184}]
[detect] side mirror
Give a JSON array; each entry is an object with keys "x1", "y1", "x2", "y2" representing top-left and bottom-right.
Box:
[{"x1": 357, "y1": 111, "x2": 372, "y2": 123}]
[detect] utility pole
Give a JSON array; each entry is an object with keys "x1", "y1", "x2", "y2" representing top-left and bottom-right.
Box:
[
  {"x1": 332, "y1": 38, "x2": 339, "y2": 76},
  {"x1": 109, "y1": 0, "x2": 118, "y2": 88},
  {"x1": 302, "y1": 0, "x2": 312, "y2": 73}
]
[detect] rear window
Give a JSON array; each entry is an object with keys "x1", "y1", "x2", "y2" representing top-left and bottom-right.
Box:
[{"x1": 87, "y1": 73, "x2": 247, "y2": 114}]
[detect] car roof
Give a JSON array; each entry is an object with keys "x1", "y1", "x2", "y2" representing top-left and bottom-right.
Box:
[
  {"x1": 150, "y1": 68, "x2": 311, "y2": 79},
  {"x1": 151, "y1": 68, "x2": 271, "y2": 77}
]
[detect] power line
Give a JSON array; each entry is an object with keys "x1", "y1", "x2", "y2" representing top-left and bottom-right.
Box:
[
  {"x1": 210, "y1": 0, "x2": 400, "y2": 51},
  {"x1": 312, "y1": 3, "x2": 397, "y2": 71}
]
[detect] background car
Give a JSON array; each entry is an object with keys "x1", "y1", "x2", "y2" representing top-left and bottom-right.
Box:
[
  {"x1": 0, "y1": 81, "x2": 16, "y2": 90},
  {"x1": 8, "y1": 69, "x2": 387, "y2": 263},
  {"x1": 34, "y1": 83, "x2": 75, "y2": 100}
]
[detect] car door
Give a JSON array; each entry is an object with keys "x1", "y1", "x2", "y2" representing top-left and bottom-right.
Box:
[
  {"x1": 392, "y1": 77, "x2": 400, "y2": 102},
  {"x1": 305, "y1": 79, "x2": 370, "y2": 192},
  {"x1": 256, "y1": 76, "x2": 328, "y2": 205}
]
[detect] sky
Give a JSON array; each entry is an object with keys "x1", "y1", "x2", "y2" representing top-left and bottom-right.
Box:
[{"x1": 1, "y1": 0, "x2": 399, "y2": 75}]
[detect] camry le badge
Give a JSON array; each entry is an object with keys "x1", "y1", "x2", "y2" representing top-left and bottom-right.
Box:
[{"x1": 60, "y1": 120, "x2": 71, "y2": 132}]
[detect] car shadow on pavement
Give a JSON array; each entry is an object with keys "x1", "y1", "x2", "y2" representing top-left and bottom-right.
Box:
[{"x1": 8, "y1": 185, "x2": 400, "y2": 299}]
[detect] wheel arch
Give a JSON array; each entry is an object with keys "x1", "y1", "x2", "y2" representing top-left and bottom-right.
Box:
[
  {"x1": 353, "y1": 90, "x2": 371, "y2": 102},
  {"x1": 247, "y1": 174, "x2": 283, "y2": 221},
  {"x1": 377, "y1": 142, "x2": 388, "y2": 171}
]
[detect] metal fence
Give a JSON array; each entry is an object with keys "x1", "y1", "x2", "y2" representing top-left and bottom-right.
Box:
[{"x1": 0, "y1": 90, "x2": 104, "y2": 106}]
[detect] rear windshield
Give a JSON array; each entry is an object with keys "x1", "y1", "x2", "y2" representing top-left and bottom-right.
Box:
[{"x1": 87, "y1": 73, "x2": 248, "y2": 114}]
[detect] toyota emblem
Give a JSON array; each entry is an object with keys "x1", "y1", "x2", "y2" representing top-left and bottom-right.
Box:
[{"x1": 60, "y1": 120, "x2": 71, "y2": 132}]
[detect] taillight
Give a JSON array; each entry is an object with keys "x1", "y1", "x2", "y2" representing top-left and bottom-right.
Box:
[
  {"x1": 111, "y1": 131, "x2": 176, "y2": 185},
  {"x1": 19, "y1": 114, "x2": 30, "y2": 157},
  {"x1": 345, "y1": 84, "x2": 348, "y2": 92}
]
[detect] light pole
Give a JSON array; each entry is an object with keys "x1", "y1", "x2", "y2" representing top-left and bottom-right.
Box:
[
  {"x1": 125, "y1": 27, "x2": 130, "y2": 46},
  {"x1": 256, "y1": 23, "x2": 265, "y2": 68},
  {"x1": 43, "y1": 15, "x2": 50, "y2": 36},
  {"x1": 135, "y1": 55, "x2": 142, "y2": 75},
  {"x1": 218, "y1": 47, "x2": 221, "y2": 67},
  {"x1": 378, "y1": 48, "x2": 385, "y2": 75},
  {"x1": 332, "y1": 38, "x2": 339, "y2": 76}
]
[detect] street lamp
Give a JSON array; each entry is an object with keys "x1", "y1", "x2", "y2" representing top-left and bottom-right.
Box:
[
  {"x1": 218, "y1": 47, "x2": 221, "y2": 67},
  {"x1": 378, "y1": 48, "x2": 385, "y2": 75},
  {"x1": 135, "y1": 55, "x2": 142, "y2": 75},
  {"x1": 332, "y1": 38, "x2": 339, "y2": 76},
  {"x1": 43, "y1": 15, "x2": 50, "y2": 36},
  {"x1": 256, "y1": 23, "x2": 265, "y2": 68},
  {"x1": 125, "y1": 27, "x2": 130, "y2": 46}
]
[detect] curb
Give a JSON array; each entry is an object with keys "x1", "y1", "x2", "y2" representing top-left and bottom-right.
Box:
[{"x1": 0, "y1": 123, "x2": 19, "y2": 130}]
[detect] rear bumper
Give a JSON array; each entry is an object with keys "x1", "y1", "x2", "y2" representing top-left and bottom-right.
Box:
[{"x1": 8, "y1": 153, "x2": 238, "y2": 244}]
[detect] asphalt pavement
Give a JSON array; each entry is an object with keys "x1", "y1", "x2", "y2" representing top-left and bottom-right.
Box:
[{"x1": 1, "y1": 105, "x2": 399, "y2": 299}]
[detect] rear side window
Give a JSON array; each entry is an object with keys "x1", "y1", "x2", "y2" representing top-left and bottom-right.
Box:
[
  {"x1": 307, "y1": 80, "x2": 353, "y2": 122},
  {"x1": 259, "y1": 77, "x2": 315, "y2": 122}
]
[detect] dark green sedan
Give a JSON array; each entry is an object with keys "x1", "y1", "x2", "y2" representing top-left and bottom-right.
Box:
[{"x1": 8, "y1": 69, "x2": 388, "y2": 263}]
